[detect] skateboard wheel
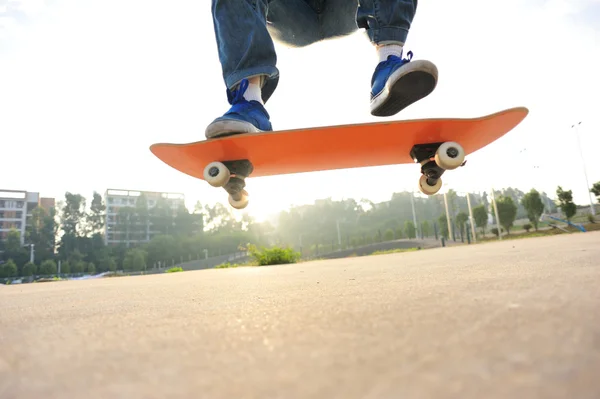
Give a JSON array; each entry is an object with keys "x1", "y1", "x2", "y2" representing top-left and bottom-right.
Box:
[
  {"x1": 435, "y1": 142, "x2": 465, "y2": 170},
  {"x1": 228, "y1": 190, "x2": 249, "y2": 210},
  {"x1": 203, "y1": 162, "x2": 230, "y2": 187},
  {"x1": 418, "y1": 174, "x2": 442, "y2": 195}
]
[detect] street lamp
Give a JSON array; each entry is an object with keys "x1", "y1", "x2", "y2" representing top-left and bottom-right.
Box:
[{"x1": 572, "y1": 122, "x2": 596, "y2": 216}]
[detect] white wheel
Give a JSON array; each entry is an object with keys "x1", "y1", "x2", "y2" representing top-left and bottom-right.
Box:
[
  {"x1": 203, "y1": 162, "x2": 230, "y2": 187},
  {"x1": 435, "y1": 142, "x2": 465, "y2": 170},
  {"x1": 418, "y1": 174, "x2": 442, "y2": 195},
  {"x1": 228, "y1": 190, "x2": 249, "y2": 209}
]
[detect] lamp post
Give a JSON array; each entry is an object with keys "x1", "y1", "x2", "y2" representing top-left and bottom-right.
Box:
[{"x1": 572, "y1": 121, "x2": 596, "y2": 216}]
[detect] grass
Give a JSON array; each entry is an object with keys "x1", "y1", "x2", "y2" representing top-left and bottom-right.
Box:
[
  {"x1": 370, "y1": 247, "x2": 420, "y2": 256},
  {"x1": 477, "y1": 222, "x2": 600, "y2": 243},
  {"x1": 165, "y1": 267, "x2": 183, "y2": 273},
  {"x1": 214, "y1": 262, "x2": 252, "y2": 269}
]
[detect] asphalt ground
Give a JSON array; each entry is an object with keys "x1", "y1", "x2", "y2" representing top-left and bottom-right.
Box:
[{"x1": 1, "y1": 232, "x2": 599, "y2": 399}]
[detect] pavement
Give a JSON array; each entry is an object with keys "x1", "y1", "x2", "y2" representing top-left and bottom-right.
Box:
[{"x1": 1, "y1": 232, "x2": 599, "y2": 399}]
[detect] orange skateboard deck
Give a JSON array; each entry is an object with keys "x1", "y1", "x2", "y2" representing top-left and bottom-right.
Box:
[{"x1": 150, "y1": 106, "x2": 528, "y2": 208}]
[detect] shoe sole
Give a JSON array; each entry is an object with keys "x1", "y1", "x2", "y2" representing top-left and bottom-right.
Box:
[
  {"x1": 205, "y1": 119, "x2": 264, "y2": 139},
  {"x1": 370, "y1": 60, "x2": 438, "y2": 117}
]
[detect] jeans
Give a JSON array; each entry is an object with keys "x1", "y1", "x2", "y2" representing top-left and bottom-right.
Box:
[{"x1": 211, "y1": 0, "x2": 418, "y2": 103}]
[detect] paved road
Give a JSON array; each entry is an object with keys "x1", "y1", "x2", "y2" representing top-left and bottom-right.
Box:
[{"x1": 1, "y1": 233, "x2": 599, "y2": 399}]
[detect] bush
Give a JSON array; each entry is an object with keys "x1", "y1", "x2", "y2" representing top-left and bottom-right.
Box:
[
  {"x1": 215, "y1": 262, "x2": 240, "y2": 269},
  {"x1": 523, "y1": 223, "x2": 532, "y2": 232},
  {"x1": 247, "y1": 244, "x2": 301, "y2": 266},
  {"x1": 38, "y1": 260, "x2": 57, "y2": 276},
  {"x1": 490, "y1": 227, "x2": 504, "y2": 237},
  {"x1": 1, "y1": 260, "x2": 18, "y2": 278},
  {"x1": 588, "y1": 214, "x2": 596, "y2": 224},
  {"x1": 165, "y1": 267, "x2": 183, "y2": 273},
  {"x1": 22, "y1": 262, "x2": 36, "y2": 277}
]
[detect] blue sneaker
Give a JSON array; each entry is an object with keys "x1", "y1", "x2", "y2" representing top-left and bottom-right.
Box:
[
  {"x1": 370, "y1": 51, "x2": 438, "y2": 117},
  {"x1": 205, "y1": 79, "x2": 272, "y2": 139}
]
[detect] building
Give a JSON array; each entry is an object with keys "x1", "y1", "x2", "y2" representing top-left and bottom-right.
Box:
[
  {"x1": 0, "y1": 189, "x2": 56, "y2": 245},
  {"x1": 103, "y1": 188, "x2": 186, "y2": 246}
]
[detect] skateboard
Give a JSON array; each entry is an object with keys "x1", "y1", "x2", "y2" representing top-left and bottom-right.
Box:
[{"x1": 150, "y1": 106, "x2": 528, "y2": 209}]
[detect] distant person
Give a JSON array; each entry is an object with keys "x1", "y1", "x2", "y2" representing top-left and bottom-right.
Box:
[{"x1": 205, "y1": 0, "x2": 437, "y2": 139}]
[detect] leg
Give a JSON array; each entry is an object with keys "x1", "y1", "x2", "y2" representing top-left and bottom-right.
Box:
[
  {"x1": 266, "y1": 0, "x2": 321, "y2": 48},
  {"x1": 206, "y1": 0, "x2": 279, "y2": 139},
  {"x1": 357, "y1": 0, "x2": 438, "y2": 116}
]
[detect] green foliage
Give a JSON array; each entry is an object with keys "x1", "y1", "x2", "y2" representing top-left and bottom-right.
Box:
[
  {"x1": 588, "y1": 214, "x2": 596, "y2": 224},
  {"x1": 495, "y1": 196, "x2": 518, "y2": 234},
  {"x1": 456, "y1": 211, "x2": 468, "y2": 236},
  {"x1": 247, "y1": 244, "x2": 301, "y2": 266},
  {"x1": 22, "y1": 262, "x2": 36, "y2": 276},
  {"x1": 215, "y1": 262, "x2": 240, "y2": 269},
  {"x1": 38, "y1": 260, "x2": 57, "y2": 276},
  {"x1": 472, "y1": 205, "x2": 488, "y2": 234},
  {"x1": 123, "y1": 248, "x2": 147, "y2": 271},
  {"x1": 521, "y1": 189, "x2": 544, "y2": 231},
  {"x1": 404, "y1": 221, "x2": 416, "y2": 239},
  {"x1": 383, "y1": 228, "x2": 394, "y2": 241},
  {"x1": 523, "y1": 223, "x2": 532, "y2": 232},
  {"x1": 165, "y1": 267, "x2": 183, "y2": 273},
  {"x1": 5, "y1": 185, "x2": 582, "y2": 280},
  {"x1": 421, "y1": 221, "x2": 431, "y2": 238},
  {"x1": 370, "y1": 248, "x2": 419, "y2": 255},
  {"x1": 490, "y1": 227, "x2": 504, "y2": 237},
  {"x1": 438, "y1": 214, "x2": 449, "y2": 238},
  {"x1": 591, "y1": 181, "x2": 600, "y2": 200},
  {"x1": 1, "y1": 259, "x2": 18, "y2": 278},
  {"x1": 556, "y1": 186, "x2": 577, "y2": 221},
  {"x1": 71, "y1": 261, "x2": 85, "y2": 274},
  {"x1": 87, "y1": 262, "x2": 96, "y2": 274},
  {"x1": 86, "y1": 192, "x2": 106, "y2": 235}
]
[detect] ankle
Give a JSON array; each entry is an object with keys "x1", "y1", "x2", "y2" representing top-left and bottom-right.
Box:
[{"x1": 376, "y1": 44, "x2": 403, "y2": 63}]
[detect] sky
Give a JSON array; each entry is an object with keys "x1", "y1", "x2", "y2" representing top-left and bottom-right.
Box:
[{"x1": 1, "y1": 0, "x2": 599, "y2": 222}]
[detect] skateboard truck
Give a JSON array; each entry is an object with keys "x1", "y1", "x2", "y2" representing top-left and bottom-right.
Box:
[
  {"x1": 409, "y1": 141, "x2": 466, "y2": 195},
  {"x1": 203, "y1": 159, "x2": 254, "y2": 209}
]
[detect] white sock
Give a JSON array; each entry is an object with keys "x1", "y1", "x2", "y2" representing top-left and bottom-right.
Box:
[
  {"x1": 243, "y1": 82, "x2": 263, "y2": 104},
  {"x1": 377, "y1": 44, "x2": 403, "y2": 63}
]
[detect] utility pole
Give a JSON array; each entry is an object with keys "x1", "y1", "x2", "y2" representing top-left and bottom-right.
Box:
[
  {"x1": 410, "y1": 192, "x2": 418, "y2": 235},
  {"x1": 572, "y1": 122, "x2": 596, "y2": 216},
  {"x1": 443, "y1": 192, "x2": 452, "y2": 239},
  {"x1": 466, "y1": 193, "x2": 476, "y2": 242},
  {"x1": 29, "y1": 243, "x2": 35, "y2": 264},
  {"x1": 490, "y1": 187, "x2": 502, "y2": 240}
]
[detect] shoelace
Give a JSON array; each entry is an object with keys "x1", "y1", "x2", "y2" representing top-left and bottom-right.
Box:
[
  {"x1": 226, "y1": 79, "x2": 250, "y2": 105},
  {"x1": 387, "y1": 50, "x2": 413, "y2": 64}
]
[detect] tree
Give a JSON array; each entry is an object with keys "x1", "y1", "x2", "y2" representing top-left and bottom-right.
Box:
[
  {"x1": 421, "y1": 221, "x2": 431, "y2": 238},
  {"x1": 26, "y1": 206, "x2": 56, "y2": 262},
  {"x1": 404, "y1": 221, "x2": 416, "y2": 239},
  {"x1": 38, "y1": 260, "x2": 57, "y2": 275},
  {"x1": 22, "y1": 262, "x2": 36, "y2": 276},
  {"x1": 556, "y1": 186, "x2": 577, "y2": 221},
  {"x1": 86, "y1": 192, "x2": 106, "y2": 235},
  {"x1": 591, "y1": 181, "x2": 600, "y2": 202},
  {"x1": 123, "y1": 248, "x2": 147, "y2": 271},
  {"x1": 1, "y1": 229, "x2": 28, "y2": 269},
  {"x1": 438, "y1": 214, "x2": 449, "y2": 238},
  {"x1": 456, "y1": 212, "x2": 469, "y2": 236},
  {"x1": 58, "y1": 193, "x2": 87, "y2": 257},
  {"x1": 0, "y1": 259, "x2": 18, "y2": 278},
  {"x1": 472, "y1": 205, "x2": 488, "y2": 235},
  {"x1": 495, "y1": 196, "x2": 517, "y2": 234},
  {"x1": 521, "y1": 189, "x2": 545, "y2": 231}
]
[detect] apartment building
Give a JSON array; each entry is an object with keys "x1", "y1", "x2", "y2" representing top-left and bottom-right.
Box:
[
  {"x1": 103, "y1": 188, "x2": 185, "y2": 246},
  {"x1": 0, "y1": 189, "x2": 55, "y2": 245}
]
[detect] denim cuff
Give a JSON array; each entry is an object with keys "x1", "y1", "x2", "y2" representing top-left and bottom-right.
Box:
[
  {"x1": 365, "y1": 26, "x2": 408, "y2": 46},
  {"x1": 225, "y1": 65, "x2": 280, "y2": 103}
]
